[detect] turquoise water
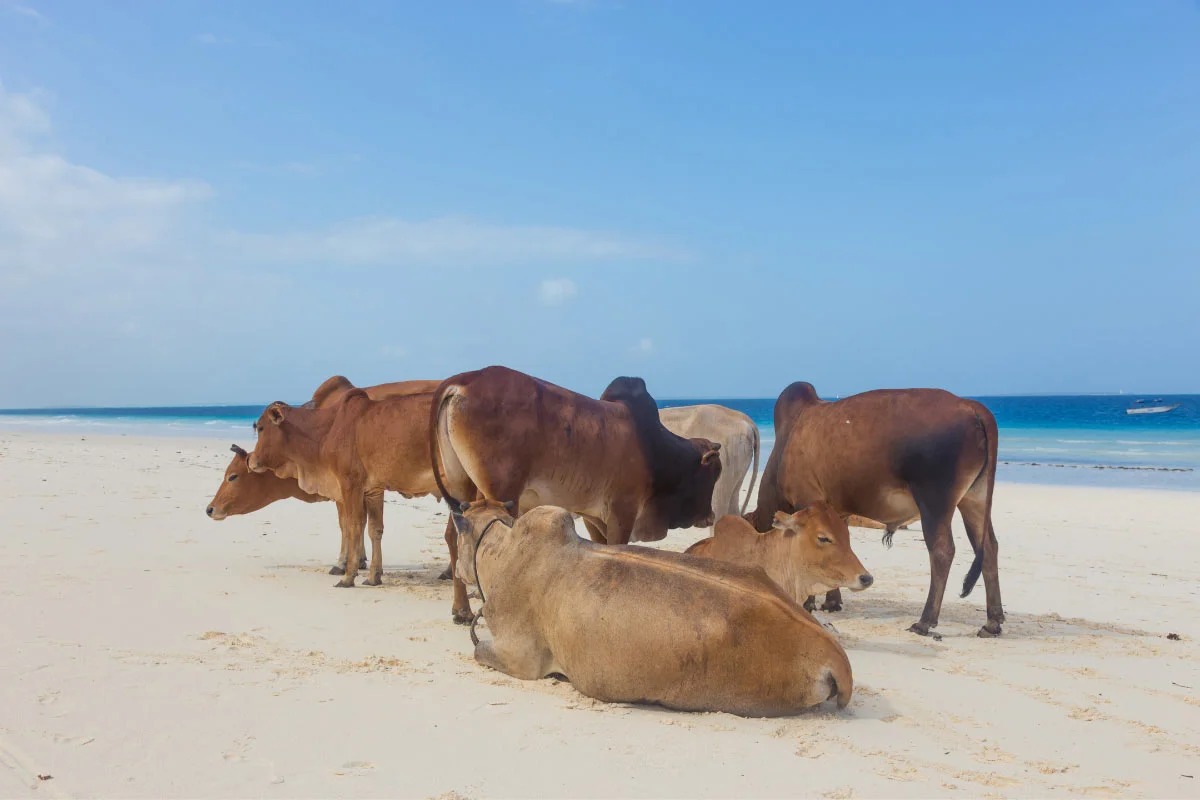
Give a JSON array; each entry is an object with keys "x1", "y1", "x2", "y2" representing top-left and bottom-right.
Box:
[{"x1": 3, "y1": 394, "x2": 1198, "y2": 489}]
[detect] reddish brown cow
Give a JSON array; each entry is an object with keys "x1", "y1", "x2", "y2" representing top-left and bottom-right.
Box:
[
  {"x1": 430, "y1": 367, "x2": 723, "y2": 619},
  {"x1": 206, "y1": 377, "x2": 443, "y2": 576},
  {"x1": 750, "y1": 382, "x2": 1004, "y2": 638},
  {"x1": 247, "y1": 390, "x2": 457, "y2": 607}
]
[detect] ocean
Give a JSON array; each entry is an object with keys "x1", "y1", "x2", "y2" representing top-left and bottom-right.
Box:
[{"x1": 2, "y1": 394, "x2": 1198, "y2": 490}]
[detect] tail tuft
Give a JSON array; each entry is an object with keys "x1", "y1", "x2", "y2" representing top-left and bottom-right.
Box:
[{"x1": 961, "y1": 548, "x2": 984, "y2": 598}]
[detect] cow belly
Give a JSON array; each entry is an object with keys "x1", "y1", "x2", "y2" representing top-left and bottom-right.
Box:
[{"x1": 850, "y1": 488, "x2": 919, "y2": 526}]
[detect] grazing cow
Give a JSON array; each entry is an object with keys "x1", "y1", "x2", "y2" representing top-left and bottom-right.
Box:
[
  {"x1": 247, "y1": 389, "x2": 450, "y2": 597},
  {"x1": 431, "y1": 366, "x2": 722, "y2": 544},
  {"x1": 206, "y1": 376, "x2": 442, "y2": 575},
  {"x1": 452, "y1": 500, "x2": 853, "y2": 716},
  {"x1": 685, "y1": 505, "x2": 873, "y2": 606},
  {"x1": 659, "y1": 404, "x2": 760, "y2": 522},
  {"x1": 750, "y1": 382, "x2": 1003, "y2": 638}
]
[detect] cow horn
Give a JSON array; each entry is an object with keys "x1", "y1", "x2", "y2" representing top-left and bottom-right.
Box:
[
  {"x1": 230, "y1": 444, "x2": 247, "y2": 456},
  {"x1": 457, "y1": 501, "x2": 471, "y2": 514},
  {"x1": 711, "y1": 442, "x2": 721, "y2": 451}
]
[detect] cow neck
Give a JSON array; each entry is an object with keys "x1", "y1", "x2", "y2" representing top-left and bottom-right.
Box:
[{"x1": 468, "y1": 514, "x2": 513, "y2": 647}]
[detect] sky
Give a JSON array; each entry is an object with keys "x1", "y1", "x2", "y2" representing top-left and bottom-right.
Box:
[{"x1": 1, "y1": 0, "x2": 1198, "y2": 407}]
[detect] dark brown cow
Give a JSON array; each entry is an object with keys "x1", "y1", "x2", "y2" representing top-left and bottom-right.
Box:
[
  {"x1": 430, "y1": 366, "x2": 723, "y2": 618},
  {"x1": 750, "y1": 382, "x2": 1004, "y2": 638},
  {"x1": 206, "y1": 376, "x2": 443, "y2": 576},
  {"x1": 247, "y1": 390, "x2": 456, "y2": 606}
]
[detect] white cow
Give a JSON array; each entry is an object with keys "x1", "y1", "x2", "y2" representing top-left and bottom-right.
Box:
[{"x1": 659, "y1": 404, "x2": 760, "y2": 523}]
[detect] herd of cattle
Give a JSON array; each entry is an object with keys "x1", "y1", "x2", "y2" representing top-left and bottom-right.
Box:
[{"x1": 206, "y1": 366, "x2": 1004, "y2": 717}]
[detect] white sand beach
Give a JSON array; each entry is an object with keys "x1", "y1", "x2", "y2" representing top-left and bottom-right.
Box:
[{"x1": 2, "y1": 431, "x2": 1199, "y2": 799}]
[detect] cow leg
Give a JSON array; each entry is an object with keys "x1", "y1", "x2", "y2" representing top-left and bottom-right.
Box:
[
  {"x1": 820, "y1": 588, "x2": 843, "y2": 612},
  {"x1": 959, "y1": 490, "x2": 1004, "y2": 637},
  {"x1": 330, "y1": 520, "x2": 351, "y2": 576},
  {"x1": 803, "y1": 595, "x2": 817, "y2": 612},
  {"x1": 909, "y1": 504, "x2": 955, "y2": 637},
  {"x1": 334, "y1": 497, "x2": 367, "y2": 588},
  {"x1": 582, "y1": 519, "x2": 609, "y2": 544},
  {"x1": 446, "y1": 518, "x2": 474, "y2": 625},
  {"x1": 363, "y1": 492, "x2": 385, "y2": 586}
]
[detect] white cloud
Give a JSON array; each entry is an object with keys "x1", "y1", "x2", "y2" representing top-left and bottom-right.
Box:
[
  {"x1": 538, "y1": 278, "x2": 578, "y2": 306},
  {"x1": 635, "y1": 337, "x2": 653, "y2": 354},
  {"x1": 194, "y1": 33, "x2": 233, "y2": 46},
  {"x1": 8, "y1": 4, "x2": 46, "y2": 22}
]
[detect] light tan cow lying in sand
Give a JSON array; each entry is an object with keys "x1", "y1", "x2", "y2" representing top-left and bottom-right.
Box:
[
  {"x1": 685, "y1": 505, "x2": 873, "y2": 608},
  {"x1": 452, "y1": 500, "x2": 853, "y2": 716}
]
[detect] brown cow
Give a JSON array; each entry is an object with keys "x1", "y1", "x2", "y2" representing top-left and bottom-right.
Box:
[
  {"x1": 685, "y1": 506, "x2": 873, "y2": 606},
  {"x1": 206, "y1": 376, "x2": 442, "y2": 575},
  {"x1": 431, "y1": 366, "x2": 722, "y2": 546},
  {"x1": 750, "y1": 382, "x2": 1004, "y2": 638},
  {"x1": 247, "y1": 389, "x2": 453, "y2": 601},
  {"x1": 453, "y1": 500, "x2": 853, "y2": 716}
]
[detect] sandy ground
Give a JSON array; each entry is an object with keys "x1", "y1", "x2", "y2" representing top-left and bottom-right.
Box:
[{"x1": 1, "y1": 431, "x2": 1199, "y2": 799}]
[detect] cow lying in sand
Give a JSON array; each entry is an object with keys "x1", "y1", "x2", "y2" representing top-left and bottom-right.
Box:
[
  {"x1": 206, "y1": 376, "x2": 444, "y2": 576},
  {"x1": 685, "y1": 505, "x2": 873, "y2": 607},
  {"x1": 659, "y1": 404, "x2": 760, "y2": 524},
  {"x1": 751, "y1": 382, "x2": 1004, "y2": 638},
  {"x1": 248, "y1": 388, "x2": 447, "y2": 594},
  {"x1": 452, "y1": 500, "x2": 853, "y2": 716}
]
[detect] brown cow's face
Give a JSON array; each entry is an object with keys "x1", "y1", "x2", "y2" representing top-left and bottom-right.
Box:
[
  {"x1": 772, "y1": 506, "x2": 873, "y2": 593},
  {"x1": 247, "y1": 403, "x2": 292, "y2": 476},
  {"x1": 667, "y1": 438, "x2": 723, "y2": 529},
  {"x1": 450, "y1": 499, "x2": 516, "y2": 587},
  {"x1": 206, "y1": 444, "x2": 301, "y2": 520}
]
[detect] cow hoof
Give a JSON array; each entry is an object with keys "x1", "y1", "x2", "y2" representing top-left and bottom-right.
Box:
[
  {"x1": 437, "y1": 566, "x2": 453, "y2": 581},
  {"x1": 364, "y1": 575, "x2": 382, "y2": 587},
  {"x1": 329, "y1": 565, "x2": 346, "y2": 576},
  {"x1": 334, "y1": 578, "x2": 355, "y2": 588},
  {"x1": 908, "y1": 622, "x2": 942, "y2": 641},
  {"x1": 820, "y1": 601, "x2": 843, "y2": 612},
  {"x1": 978, "y1": 621, "x2": 1003, "y2": 638},
  {"x1": 452, "y1": 609, "x2": 475, "y2": 626},
  {"x1": 358, "y1": 559, "x2": 368, "y2": 570},
  {"x1": 803, "y1": 596, "x2": 817, "y2": 612}
]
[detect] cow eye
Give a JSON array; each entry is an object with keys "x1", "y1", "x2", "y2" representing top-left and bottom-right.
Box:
[
  {"x1": 228, "y1": 474, "x2": 239, "y2": 482},
  {"x1": 817, "y1": 536, "x2": 833, "y2": 544}
]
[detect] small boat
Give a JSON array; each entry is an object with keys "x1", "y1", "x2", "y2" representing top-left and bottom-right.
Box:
[{"x1": 1126, "y1": 399, "x2": 1180, "y2": 415}]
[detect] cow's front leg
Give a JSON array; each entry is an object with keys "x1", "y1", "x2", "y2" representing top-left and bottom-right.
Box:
[
  {"x1": 334, "y1": 496, "x2": 367, "y2": 588},
  {"x1": 820, "y1": 588, "x2": 844, "y2": 612},
  {"x1": 363, "y1": 492, "x2": 385, "y2": 586}
]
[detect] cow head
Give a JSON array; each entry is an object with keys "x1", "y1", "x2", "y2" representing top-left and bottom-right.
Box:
[
  {"x1": 206, "y1": 443, "x2": 319, "y2": 520},
  {"x1": 450, "y1": 499, "x2": 516, "y2": 587},
  {"x1": 247, "y1": 402, "x2": 293, "y2": 475},
  {"x1": 664, "y1": 438, "x2": 723, "y2": 529},
  {"x1": 770, "y1": 505, "x2": 873, "y2": 596}
]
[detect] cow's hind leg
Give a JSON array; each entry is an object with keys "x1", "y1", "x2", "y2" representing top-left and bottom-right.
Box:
[
  {"x1": 363, "y1": 492, "x2": 385, "y2": 586},
  {"x1": 445, "y1": 518, "x2": 474, "y2": 625},
  {"x1": 909, "y1": 502, "x2": 956, "y2": 638},
  {"x1": 474, "y1": 636, "x2": 553, "y2": 681},
  {"x1": 820, "y1": 589, "x2": 843, "y2": 612},
  {"x1": 959, "y1": 489, "x2": 1004, "y2": 637}
]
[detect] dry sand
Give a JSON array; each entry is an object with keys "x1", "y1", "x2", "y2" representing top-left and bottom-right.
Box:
[{"x1": 2, "y1": 431, "x2": 1198, "y2": 798}]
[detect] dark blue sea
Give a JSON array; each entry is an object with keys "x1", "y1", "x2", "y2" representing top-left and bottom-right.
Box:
[{"x1": 2, "y1": 394, "x2": 1198, "y2": 490}]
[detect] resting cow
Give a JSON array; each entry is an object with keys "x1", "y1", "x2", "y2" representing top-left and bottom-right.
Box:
[
  {"x1": 750, "y1": 382, "x2": 1004, "y2": 638},
  {"x1": 685, "y1": 505, "x2": 873, "y2": 606},
  {"x1": 248, "y1": 389, "x2": 450, "y2": 598},
  {"x1": 206, "y1": 376, "x2": 441, "y2": 575},
  {"x1": 452, "y1": 500, "x2": 853, "y2": 716},
  {"x1": 430, "y1": 366, "x2": 722, "y2": 546},
  {"x1": 659, "y1": 404, "x2": 760, "y2": 522}
]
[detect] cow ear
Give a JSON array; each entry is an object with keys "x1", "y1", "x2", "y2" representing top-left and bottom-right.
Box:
[
  {"x1": 701, "y1": 449, "x2": 720, "y2": 465},
  {"x1": 771, "y1": 511, "x2": 790, "y2": 530},
  {"x1": 268, "y1": 405, "x2": 286, "y2": 425}
]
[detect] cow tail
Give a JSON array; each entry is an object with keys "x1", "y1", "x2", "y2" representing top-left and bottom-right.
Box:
[
  {"x1": 740, "y1": 421, "x2": 760, "y2": 516},
  {"x1": 960, "y1": 407, "x2": 997, "y2": 598},
  {"x1": 430, "y1": 379, "x2": 464, "y2": 511}
]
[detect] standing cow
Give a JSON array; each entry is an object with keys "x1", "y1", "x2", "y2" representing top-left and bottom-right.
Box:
[
  {"x1": 430, "y1": 366, "x2": 722, "y2": 547},
  {"x1": 750, "y1": 382, "x2": 1004, "y2": 638},
  {"x1": 659, "y1": 404, "x2": 759, "y2": 523}
]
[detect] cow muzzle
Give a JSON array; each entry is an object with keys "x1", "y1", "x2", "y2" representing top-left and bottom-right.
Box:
[
  {"x1": 852, "y1": 573, "x2": 874, "y2": 591},
  {"x1": 206, "y1": 505, "x2": 226, "y2": 521}
]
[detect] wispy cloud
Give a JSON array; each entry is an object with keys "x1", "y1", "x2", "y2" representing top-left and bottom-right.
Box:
[
  {"x1": 538, "y1": 278, "x2": 578, "y2": 306},
  {"x1": 8, "y1": 3, "x2": 47, "y2": 22},
  {"x1": 194, "y1": 33, "x2": 233, "y2": 46},
  {"x1": 635, "y1": 338, "x2": 653, "y2": 354}
]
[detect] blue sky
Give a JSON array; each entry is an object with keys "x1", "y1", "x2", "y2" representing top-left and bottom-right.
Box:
[{"x1": 1, "y1": 1, "x2": 1197, "y2": 406}]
